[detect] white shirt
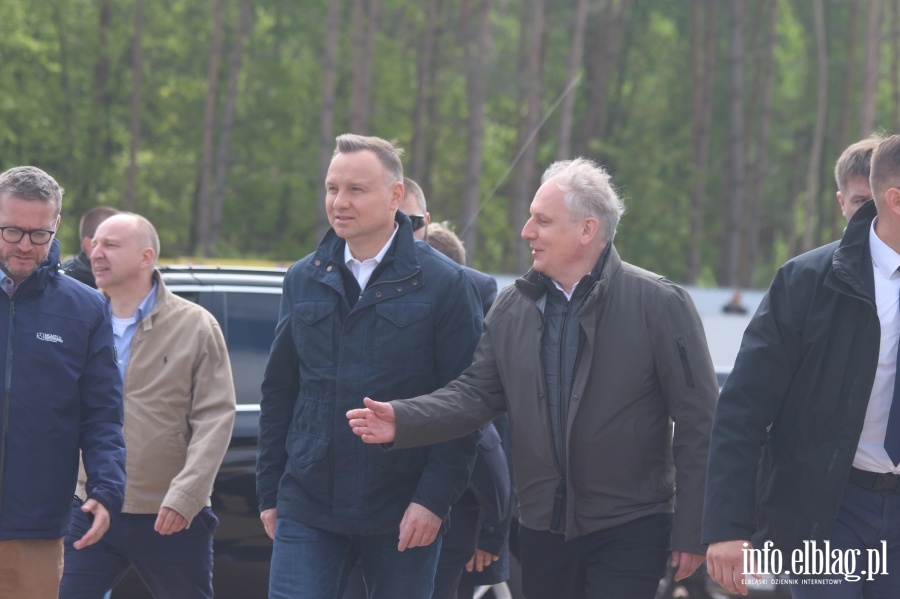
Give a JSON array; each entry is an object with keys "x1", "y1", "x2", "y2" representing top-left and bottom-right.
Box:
[
  {"x1": 854, "y1": 217, "x2": 900, "y2": 473},
  {"x1": 344, "y1": 225, "x2": 399, "y2": 291},
  {"x1": 552, "y1": 278, "x2": 583, "y2": 301}
]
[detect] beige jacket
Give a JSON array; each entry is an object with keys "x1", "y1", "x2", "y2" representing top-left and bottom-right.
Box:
[{"x1": 78, "y1": 272, "x2": 236, "y2": 524}]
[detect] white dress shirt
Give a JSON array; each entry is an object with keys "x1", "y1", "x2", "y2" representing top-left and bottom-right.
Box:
[
  {"x1": 343, "y1": 225, "x2": 399, "y2": 291},
  {"x1": 854, "y1": 217, "x2": 900, "y2": 473}
]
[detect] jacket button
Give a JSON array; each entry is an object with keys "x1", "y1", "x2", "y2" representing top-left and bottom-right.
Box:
[
  {"x1": 376, "y1": 292, "x2": 382, "y2": 298},
  {"x1": 573, "y1": 395, "x2": 579, "y2": 402},
  {"x1": 326, "y1": 265, "x2": 333, "y2": 272},
  {"x1": 397, "y1": 287, "x2": 403, "y2": 292},
  {"x1": 412, "y1": 280, "x2": 418, "y2": 286},
  {"x1": 314, "y1": 259, "x2": 321, "y2": 266}
]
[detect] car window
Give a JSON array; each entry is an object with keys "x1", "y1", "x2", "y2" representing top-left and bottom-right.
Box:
[{"x1": 222, "y1": 291, "x2": 280, "y2": 406}]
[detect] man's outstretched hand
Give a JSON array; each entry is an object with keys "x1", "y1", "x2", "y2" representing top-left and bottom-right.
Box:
[{"x1": 347, "y1": 397, "x2": 397, "y2": 443}]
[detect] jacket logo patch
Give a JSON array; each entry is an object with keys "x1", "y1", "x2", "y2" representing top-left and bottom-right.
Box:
[{"x1": 36, "y1": 332, "x2": 64, "y2": 343}]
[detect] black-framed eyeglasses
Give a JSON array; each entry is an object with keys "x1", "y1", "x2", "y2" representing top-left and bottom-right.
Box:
[
  {"x1": 409, "y1": 215, "x2": 427, "y2": 232},
  {"x1": 0, "y1": 226, "x2": 56, "y2": 245}
]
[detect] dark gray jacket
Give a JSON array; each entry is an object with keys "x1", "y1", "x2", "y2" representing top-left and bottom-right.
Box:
[{"x1": 392, "y1": 244, "x2": 717, "y2": 552}]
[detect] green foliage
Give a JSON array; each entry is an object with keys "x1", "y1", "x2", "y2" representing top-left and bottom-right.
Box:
[{"x1": 0, "y1": 0, "x2": 896, "y2": 287}]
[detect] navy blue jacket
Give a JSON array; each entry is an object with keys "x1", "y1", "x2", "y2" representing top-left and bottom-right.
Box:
[
  {"x1": 0, "y1": 240, "x2": 125, "y2": 540},
  {"x1": 703, "y1": 200, "x2": 881, "y2": 552},
  {"x1": 257, "y1": 214, "x2": 483, "y2": 534}
]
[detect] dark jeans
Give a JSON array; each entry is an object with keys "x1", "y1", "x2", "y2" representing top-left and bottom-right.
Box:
[
  {"x1": 433, "y1": 502, "x2": 480, "y2": 599},
  {"x1": 518, "y1": 513, "x2": 672, "y2": 599},
  {"x1": 270, "y1": 516, "x2": 441, "y2": 599},
  {"x1": 59, "y1": 498, "x2": 217, "y2": 599},
  {"x1": 789, "y1": 481, "x2": 900, "y2": 599}
]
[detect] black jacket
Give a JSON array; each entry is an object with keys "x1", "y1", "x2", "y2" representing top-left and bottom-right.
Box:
[
  {"x1": 703, "y1": 200, "x2": 881, "y2": 552},
  {"x1": 61, "y1": 250, "x2": 96, "y2": 288}
]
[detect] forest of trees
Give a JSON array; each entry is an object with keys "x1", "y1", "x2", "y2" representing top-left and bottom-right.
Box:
[{"x1": 1, "y1": 0, "x2": 898, "y2": 288}]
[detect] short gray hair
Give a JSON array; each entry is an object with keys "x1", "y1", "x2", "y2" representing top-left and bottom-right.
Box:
[
  {"x1": 541, "y1": 158, "x2": 625, "y2": 243},
  {"x1": 334, "y1": 134, "x2": 404, "y2": 185},
  {"x1": 0, "y1": 166, "x2": 64, "y2": 218}
]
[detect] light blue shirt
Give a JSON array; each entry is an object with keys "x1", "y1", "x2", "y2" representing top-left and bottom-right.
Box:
[
  {"x1": 0, "y1": 273, "x2": 15, "y2": 298},
  {"x1": 111, "y1": 282, "x2": 157, "y2": 382}
]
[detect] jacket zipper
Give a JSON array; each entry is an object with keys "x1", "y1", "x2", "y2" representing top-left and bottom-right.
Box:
[
  {"x1": 676, "y1": 335, "x2": 696, "y2": 389},
  {"x1": 0, "y1": 300, "x2": 14, "y2": 522},
  {"x1": 547, "y1": 303, "x2": 570, "y2": 532}
]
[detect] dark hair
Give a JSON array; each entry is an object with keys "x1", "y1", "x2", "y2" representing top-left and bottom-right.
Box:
[{"x1": 79, "y1": 206, "x2": 119, "y2": 239}]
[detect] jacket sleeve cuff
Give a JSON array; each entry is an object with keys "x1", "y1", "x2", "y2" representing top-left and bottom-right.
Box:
[{"x1": 161, "y1": 488, "x2": 205, "y2": 526}]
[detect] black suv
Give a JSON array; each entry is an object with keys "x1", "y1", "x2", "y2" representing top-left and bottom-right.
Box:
[{"x1": 112, "y1": 265, "x2": 283, "y2": 598}]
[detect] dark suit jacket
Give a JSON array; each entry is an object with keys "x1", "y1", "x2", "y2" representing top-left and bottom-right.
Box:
[{"x1": 463, "y1": 266, "x2": 498, "y2": 316}]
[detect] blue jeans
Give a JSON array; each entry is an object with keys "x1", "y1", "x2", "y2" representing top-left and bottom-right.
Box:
[
  {"x1": 59, "y1": 498, "x2": 217, "y2": 599},
  {"x1": 790, "y1": 481, "x2": 900, "y2": 599},
  {"x1": 269, "y1": 516, "x2": 442, "y2": 599},
  {"x1": 518, "y1": 513, "x2": 672, "y2": 599}
]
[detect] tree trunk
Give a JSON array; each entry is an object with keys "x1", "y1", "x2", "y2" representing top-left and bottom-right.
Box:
[
  {"x1": 721, "y1": 0, "x2": 745, "y2": 288},
  {"x1": 458, "y1": 0, "x2": 493, "y2": 261},
  {"x1": 801, "y1": 0, "x2": 828, "y2": 253},
  {"x1": 409, "y1": 0, "x2": 443, "y2": 183},
  {"x1": 743, "y1": 0, "x2": 777, "y2": 288},
  {"x1": 209, "y1": 0, "x2": 253, "y2": 255},
  {"x1": 578, "y1": 0, "x2": 630, "y2": 157},
  {"x1": 836, "y1": 0, "x2": 859, "y2": 150},
  {"x1": 317, "y1": 0, "x2": 342, "y2": 241},
  {"x1": 859, "y1": 0, "x2": 883, "y2": 137},
  {"x1": 126, "y1": 0, "x2": 144, "y2": 212},
  {"x1": 192, "y1": 0, "x2": 225, "y2": 256},
  {"x1": 79, "y1": 0, "x2": 113, "y2": 215},
  {"x1": 351, "y1": 0, "x2": 382, "y2": 134},
  {"x1": 511, "y1": 0, "x2": 546, "y2": 273},
  {"x1": 556, "y1": 0, "x2": 588, "y2": 160},
  {"x1": 687, "y1": 0, "x2": 717, "y2": 285},
  {"x1": 51, "y1": 5, "x2": 76, "y2": 188}
]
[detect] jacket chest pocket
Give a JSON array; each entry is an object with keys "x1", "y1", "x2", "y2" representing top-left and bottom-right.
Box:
[
  {"x1": 293, "y1": 301, "x2": 338, "y2": 369},
  {"x1": 372, "y1": 302, "x2": 432, "y2": 369}
]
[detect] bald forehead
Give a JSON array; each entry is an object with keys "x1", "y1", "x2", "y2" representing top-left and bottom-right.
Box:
[{"x1": 96, "y1": 215, "x2": 152, "y2": 247}]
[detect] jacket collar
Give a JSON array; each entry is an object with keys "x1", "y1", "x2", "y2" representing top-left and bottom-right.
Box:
[
  {"x1": 516, "y1": 243, "x2": 620, "y2": 308},
  {"x1": 305, "y1": 212, "x2": 423, "y2": 296},
  {"x1": 136, "y1": 270, "x2": 171, "y2": 330},
  {"x1": 827, "y1": 199, "x2": 876, "y2": 302}
]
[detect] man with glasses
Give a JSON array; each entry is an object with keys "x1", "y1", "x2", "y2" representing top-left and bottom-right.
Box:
[
  {"x1": 0, "y1": 166, "x2": 125, "y2": 599},
  {"x1": 400, "y1": 177, "x2": 431, "y2": 240},
  {"x1": 400, "y1": 178, "x2": 497, "y2": 313}
]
